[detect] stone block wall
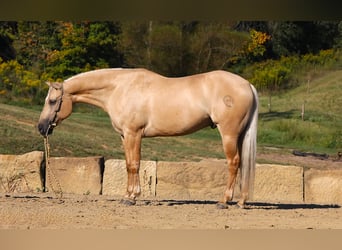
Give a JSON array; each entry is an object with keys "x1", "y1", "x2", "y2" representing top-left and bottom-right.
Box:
[
  {"x1": 0, "y1": 151, "x2": 44, "y2": 193},
  {"x1": 254, "y1": 164, "x2": 304, "y2": 203},
  {"x1": 156, "y1": 160, "x2": 228, "y2": 200},
  {"x1": 0, "y1": 151, "x2": 341, "y2": 205},
  {"x1": 46, "y1": 156, "x2": 104, "y2": 195},
  {"x1": 304, "y1": 168, "x2": 342, "y2": 204}
]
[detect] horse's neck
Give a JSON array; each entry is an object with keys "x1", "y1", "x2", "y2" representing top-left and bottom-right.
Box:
[{"x1": 64, "y1": 76, "x2": 113, "y2": 112}]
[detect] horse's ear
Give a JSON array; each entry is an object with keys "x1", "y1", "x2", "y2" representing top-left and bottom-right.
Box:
[{"x1": 46, "y1": 81, "x2": 51, "y2": 87}]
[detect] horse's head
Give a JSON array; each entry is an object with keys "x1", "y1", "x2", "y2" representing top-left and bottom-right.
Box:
[{"x1": 37, "y1": 82, "x2": 72, "y2": 137}]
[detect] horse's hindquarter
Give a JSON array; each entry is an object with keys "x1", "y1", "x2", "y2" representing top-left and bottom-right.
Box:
[{"x1": 205, "y1": 71, "x2": 254, "y2": 131}]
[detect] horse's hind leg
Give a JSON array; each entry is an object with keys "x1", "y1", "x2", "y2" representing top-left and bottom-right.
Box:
[
  {"x1": 121, "y1": 132, "x2": 142, "y2": 205},
  {"x1": 217, "y1": 129, "x2": 240, "y2": 209}
]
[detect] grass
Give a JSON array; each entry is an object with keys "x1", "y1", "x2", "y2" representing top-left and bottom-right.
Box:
[
  {"x1": 258, "y1": 70, "x2": 342, "y2": 154},
  {"x1": 0, "y1": 69, "x2": 341, "y2": 161}
]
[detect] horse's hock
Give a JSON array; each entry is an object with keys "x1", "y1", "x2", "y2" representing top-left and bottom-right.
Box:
[{"x1": 0, "y1": 151, "x2": 341, "y2": 205}]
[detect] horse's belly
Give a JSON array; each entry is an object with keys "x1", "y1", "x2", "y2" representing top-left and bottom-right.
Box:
[{"x1": 143, "y1": 108, "x2": 211, "y2": 137}]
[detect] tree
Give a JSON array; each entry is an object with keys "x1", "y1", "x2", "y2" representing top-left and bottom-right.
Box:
[
  {"x1": 333, "y1": 21, "x2": 342, "y2": 48},
  {"x1": 1, "y1": 21, "x2": 56, "y2": 104},
  {"x1": 119, "y1": 21, "x2": 249, "y2": 76},
  {"x1": 0, "y1": 21, "x2": 17, "y2": 61},
  {"x1": 45, "y1": 21, "x2": 122, "y2": 80},
  {"x1": 118, "y1": 21, "x2": 152, "y2": 69},
  {"x1": 0, "y1": 59, "x2": 41, "y2": 103},
  {"x1": 149, "y1": 22, "x2": 184, "y2": 76},
  {"x1": 13, "y1": 21, "x2": 60, "y2": 77},
  {"x1": 187, "y1": 21, "x2": 248, "y2": 74},
  {"x1": 244, "y1": 29, "x2": 271, "y2": 61},
  {"x1": 83, "y1": 21, "x2": 122, "y2": 68},
  {"x1": 118, "y1": 21, "x2": 185, "y2": 76},
  {"x1": 267, "y1": 21, "x2": 340, "y2": 58}
]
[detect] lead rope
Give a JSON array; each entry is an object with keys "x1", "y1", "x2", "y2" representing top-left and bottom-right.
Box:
[{"x1": 44, "y1": 135, "x2": 63, "y2": 199}]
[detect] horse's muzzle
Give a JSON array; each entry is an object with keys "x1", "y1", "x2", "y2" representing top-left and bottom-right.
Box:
[{"x1": 38, "y1": 121, "x2": 55, "y2": 136}]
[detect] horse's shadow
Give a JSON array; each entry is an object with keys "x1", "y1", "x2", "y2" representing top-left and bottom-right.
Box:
[
  {"x1": 259, "y1": 110, "x2": 297, "y2": 121},
  {"x1": 145, "y1": 199, "x2": 341, "y2": 210},
  {"x1": 243, "y1": 202, "x2": 340, "y2": 210}
]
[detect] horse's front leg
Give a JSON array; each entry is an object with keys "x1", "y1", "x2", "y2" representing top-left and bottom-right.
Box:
[{"x1": 121, "y1": 132, "x2": 142, "y2": 205}]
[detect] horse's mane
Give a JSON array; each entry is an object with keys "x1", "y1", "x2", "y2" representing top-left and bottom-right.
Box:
[{"x1": 64, "y1": 68, "x2": 125, "y2": 82}]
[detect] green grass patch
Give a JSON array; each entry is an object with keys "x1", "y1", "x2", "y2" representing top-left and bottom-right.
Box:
[{"x1": 258, "y1": 70, "x2": 342, "y2": 154}]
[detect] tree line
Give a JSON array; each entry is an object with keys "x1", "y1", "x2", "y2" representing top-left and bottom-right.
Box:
[{"x1": 0, "y1": 21, "x2": 341, "y2": 104}]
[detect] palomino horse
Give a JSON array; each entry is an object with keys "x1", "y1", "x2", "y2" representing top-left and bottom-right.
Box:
[{"x1": 38, "y1": 68, "x2": 258, "y2": 208}]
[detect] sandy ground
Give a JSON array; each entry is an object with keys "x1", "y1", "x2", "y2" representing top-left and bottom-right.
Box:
[
  {"x1": 1, "y1": 153, "x2": 341, "y2": 229},
  {"x1": 0, "y1": 193, "x2": 341, "y2": 229}
]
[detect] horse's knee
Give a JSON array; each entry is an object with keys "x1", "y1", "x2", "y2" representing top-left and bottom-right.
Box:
[{"x1": 127, "y1": 161, "x2": 140, "y2": 174}]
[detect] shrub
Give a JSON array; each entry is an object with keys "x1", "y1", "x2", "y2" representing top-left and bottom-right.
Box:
[
  {"x1": 245, "y1": 49, "x2": 341, "y2": 93},
  {"x1": 0, "y1": 59, "x2": 44, "y2": 104}
]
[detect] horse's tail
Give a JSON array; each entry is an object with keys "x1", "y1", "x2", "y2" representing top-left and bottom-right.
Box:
[{"x1": 239, "y1": 83, "x2": 258, "y2": 201}]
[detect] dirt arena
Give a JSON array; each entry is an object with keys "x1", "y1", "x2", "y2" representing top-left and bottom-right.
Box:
[
  {"x1": 1, "y1": 153, "x2": 341, "y2": 229},
  {"x1": 0, "y1": 192, "x2": 341, "y2": 229}
]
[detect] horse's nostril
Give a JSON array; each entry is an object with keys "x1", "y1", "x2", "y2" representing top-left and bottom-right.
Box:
[
  {"x1": 38, "y1": 123, "x2": 47, "y2": 135},
  {"x1": 38, "y1": 123, "x2": 43, "y2": 131}
]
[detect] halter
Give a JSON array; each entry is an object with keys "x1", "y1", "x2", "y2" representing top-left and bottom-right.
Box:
[{"x1": 52, "y1": 84, "x2": 64, "y2": 125}]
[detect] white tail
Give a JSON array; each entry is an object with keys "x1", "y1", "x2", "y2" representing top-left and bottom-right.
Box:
[{"x1": 239, "y1": 84, "x2": 258, "y2": 201}]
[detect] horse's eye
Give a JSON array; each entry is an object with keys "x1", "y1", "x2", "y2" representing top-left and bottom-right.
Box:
[{"x1": 49, "y1": 99, "x2": 57, "y2": 105}]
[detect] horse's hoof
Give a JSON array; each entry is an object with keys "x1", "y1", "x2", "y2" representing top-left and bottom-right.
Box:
[
  {"x1": 120, "y1": 199, "x2": 136, "y2": 206},
  {"x1": 216, "y1": 203, "x2": 228, "y2": 209},
  {"x1": 236, "y1": 202, "x2": 245, "y2": 209}
]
